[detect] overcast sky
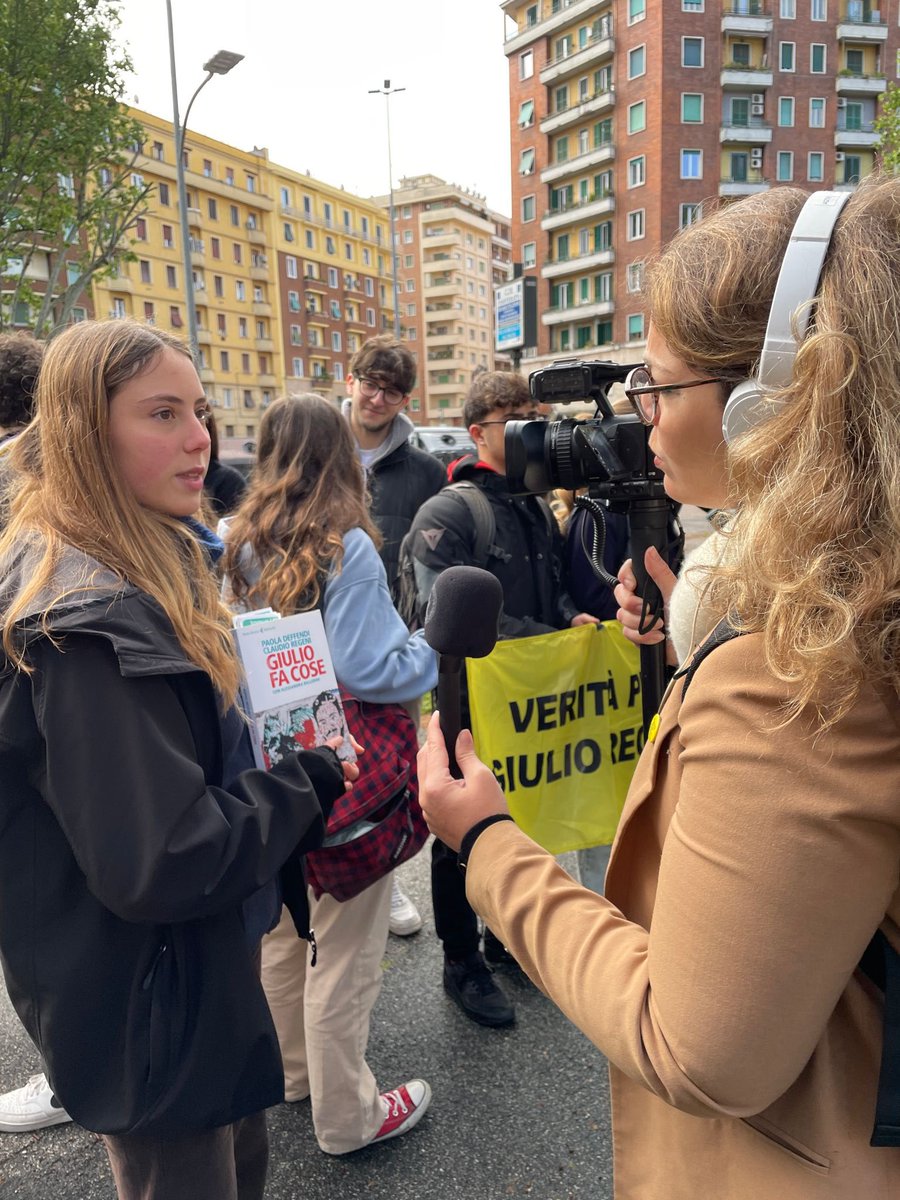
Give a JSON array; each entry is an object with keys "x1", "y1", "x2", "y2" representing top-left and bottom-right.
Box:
[{"x1": 114, "y1": 0, "x2": 515, "y2": 214}]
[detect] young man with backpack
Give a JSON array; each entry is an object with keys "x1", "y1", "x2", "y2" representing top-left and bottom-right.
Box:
[
  {"x1": 404, "y1": 372, "x2": 598, "y2": 1027},
  {"x1": 343, "y1": 335, "x2": 445, "y2": 938}
]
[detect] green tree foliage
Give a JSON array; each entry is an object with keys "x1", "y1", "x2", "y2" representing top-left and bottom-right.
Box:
[
  {"x1": 874, "y1": 82, "x2": 900, "y2": 174},
  {"x1": 0, "y1": 0, "x2": 151, "y2": 335}
]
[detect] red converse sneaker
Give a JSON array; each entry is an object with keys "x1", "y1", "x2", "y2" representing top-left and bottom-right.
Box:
[{"x1": 369, "y1": 1079, "x2": 432, "y2": 1145}]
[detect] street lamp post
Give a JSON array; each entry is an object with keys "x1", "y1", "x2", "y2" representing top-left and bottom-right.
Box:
[
  {"x1": 368, "y1": 79, "x2": 405, "y2": 340},
  {"x1": 165, "y1": 0, "x2": 242, "y2": 363}
]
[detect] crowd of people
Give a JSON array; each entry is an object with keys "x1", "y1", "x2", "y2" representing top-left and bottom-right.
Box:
[{"x1": 0, "y1": 176, "x2": 896, "y2": 1200}]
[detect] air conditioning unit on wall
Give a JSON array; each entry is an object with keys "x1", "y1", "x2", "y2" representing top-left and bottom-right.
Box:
[
  {"x1": 751, "y1": 93, "x2": 764, "y2": 104},
  {"x1": 751, "y1": 103, "x2": 764, "y2": 115},
  {"x1": 836, "y1": 152, "x2": 846, "y2": 162},
  {"x1": 750, "y1": 149, "x2": 763, "y2": 165}
]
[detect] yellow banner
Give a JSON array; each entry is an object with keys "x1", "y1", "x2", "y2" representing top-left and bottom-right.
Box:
[{"x1": 468, "y1": 622, "x2": 643, "y2": 853}]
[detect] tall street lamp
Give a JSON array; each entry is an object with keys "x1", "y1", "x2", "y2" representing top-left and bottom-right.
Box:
[
  {"x1": 165, "y1": 0, "x2": 243, "y2": 363},
  {"x1": 368, "y1": 79, "x2": 405, "y2": 340}
]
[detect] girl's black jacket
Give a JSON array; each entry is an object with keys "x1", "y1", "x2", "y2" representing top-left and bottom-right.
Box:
[{"x1": 0, "y1": 545, "x2": 342, "y2": 1136}]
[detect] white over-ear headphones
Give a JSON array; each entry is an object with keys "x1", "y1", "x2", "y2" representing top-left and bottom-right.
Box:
[{"x1": 721, "y1": 190, "x2": 850, "y2": 444}]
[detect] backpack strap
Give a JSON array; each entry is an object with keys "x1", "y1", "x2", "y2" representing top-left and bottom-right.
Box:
[
  {"x1": 861, "y1": 930, "x2": 900, "y2": 1146},
  {"x1": 443, "y1": 481, "x2": 508, "y2": 567},
  {"x1": 678, "y1": 614, "x2": 900, "y2": 1149},
  {"x1": 674, "y1": 616, "x2": 744, "y2": 699}
]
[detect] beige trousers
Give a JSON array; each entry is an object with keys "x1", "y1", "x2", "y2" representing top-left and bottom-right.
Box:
[{"x1": 260, "y1": 873, "x2": 392, "y2": 1155}]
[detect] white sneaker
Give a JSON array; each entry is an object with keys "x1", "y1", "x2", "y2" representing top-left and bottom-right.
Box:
[
  {"x1": 0, "y1": 1073, "x2": 72, "y2": 1132},
  {"x1": 389, "y1": 878, "x2": 423, "y2": 936}
]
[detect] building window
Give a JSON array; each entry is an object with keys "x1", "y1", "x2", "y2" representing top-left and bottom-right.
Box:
[
  {"x1": 519, "y1": 50, "x2": 533, "y2": 80},
  {"x1": 627, "y1": 314, "x2": 645, "y2": 341},
  {"x1": 628, "y1": 45, "x2": 646, "y2": 79},
  {"x1": 682, "y1": 37, "x2": 704, "y2": 68},
  {"x1": 628, "y1": 101, "x2": 646, "y2": 134},
  {"x1": 680, "y1": 202, "x2": 702, "y2": 229},
  {"x1": 555, "y1": 135, "x2": 569, "y2": 163},
  {"x1": 780, "y1": 0, "x2": 796, "y2": 15},
  {"x1": 682, "y1": 0, "x2": 703, "y2": 8},
  {"x1": 808, "y1": 151, "x2": 824, "y2": 182},
  {"x1": 325, "y1": 236, "x2": 335, "y2": 254},
  {"x1": 286, "y1": 255, "x2": 298, "y2": 278},
  {"x1": 522, "y1": 242, "x2": 536, "y2": 267},
  {"x1": 681, "y1": 93, "x2": 703, "y2": 123},
  {"x1": 158, "y1": 182, "x2": 170, "y2": 206},
  {"x1": 518, "y1": 99, "x2": 534, "y2": 128},
  {"x1": 366, "y1": 307, "x2": 376, "y2": 327},
  {"x1": 809, "y1": 97, "x2": 825, "y2": 127},
  {"x1": 327, "y1": 267, "x2": 338, "y2": 287},
  {"x1": 288, "y1": 291, "x2": 300, "y2": 312},
  {"x1": 522, "y1": 195, "x2": 535, "y2": 222},
  {"x1": 169, "y1": 306, "x2": 182, "y2": 328},
  {"x1": 627, "y1": 209, "x2": 645, "y2": 241},
  {"x1": 628, "y1": 0, "x2": 646, "y2": 23},
  {"x1": 627, "y1": 155, "x2": 646, "y2": 187},
  {"x1": 210, "y1": 236, "x2": 221, "y2": 259},
  {"x1": 810, "y1": 0, "x2": 826, "y2": 17},
  {"x1": 778, "y1": 97, "x2": 795, "y2": 126},
  {"x1": 626, "y1": 262, "x2": 644, "y2": 293},
  {"x1": 519, "y1": 148, "x2": 535, "y2": 175},
  {"x1": 233, "y1": 244, "x2": 242, "y2": 265},
  {"x1": 166, "y1": 265, "x2": 176, "y2": 288},
  {"x1": 680, "y1": 149, "x2": 702, "y2": 179},
  {"x1": 810, "y1": 44, "x2": 826, "y2": 73},
  {"x1": 776, "y1": 151, "x2": 794, "y2": 181},
  {"x1": 207, "y1": 198, "x2": 217, "y2": 220},
  {"x1": 134, "y1": 217, "x2": 148, "y2": 241},
  {"x1": 780, "y1": 42, "x2": 795, "y2": 71}
]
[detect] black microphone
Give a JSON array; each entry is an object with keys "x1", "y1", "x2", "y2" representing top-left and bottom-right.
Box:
[{"x1": 424, "y1": 566, "x2": 503, "y2": 778}]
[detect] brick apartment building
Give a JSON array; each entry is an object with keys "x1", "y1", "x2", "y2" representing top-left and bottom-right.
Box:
[
  {"x1": 502, "y1": 0, "x2": 896, "y2": 373},
  {"x1": 375, "y1": 175, "x2": 514, "y2": 425}
]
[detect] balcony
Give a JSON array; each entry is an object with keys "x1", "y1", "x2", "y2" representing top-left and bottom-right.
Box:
[
  {"x1": 425, "y1": 333, "x2": 458, "y2": 348},
  {"x1": 258, "y1": 373, "x2": 277, "y2": 387},
  {"x1": 199, "y1": 367, "x2": 215, "y2": 384},
  {"x1": 721, "y1": 4, "x2": 773, "y2": 36},
  {"x1": 834, "y1": 118, "x2": 879, "y2": 147},
  {"x1": 542, "y1": 298, "x2": 614, "y2": 327},
  {"x1": 540, "y1": 88, "x2": 615, "y2": 135},
  {"x1": 246, "y1": 225, "x2": 266, "y2": 245},
  {"x1": 836, "y1": 72, "x2": 887, "y2": 97},
  {"x1": 720, "y1": 120, "x2": 773, "y2": 144},
  {"x1": 540, "y1": 27, "x2": 614, "y2": 87},
  {"x1": 187, "y1": 207, "x2": 202, "y2": 228},
  {"x1": 427, "y1": 379, "x2": 463, "y2": 396},
  {"x1": 422, "y1": 230, "x2": 461, "y2": 249},
  {"x1": 254, "y1": 337, "x2": 275, "y2": 352},
  {"x1": 196, "y1": 328, "x2": 212, "y2": 346},
  {"x1": 838, "y1": 6, "x2": 888, "y2": 41},
  {"x1": 189, "y1": 238, "x2": 205, "y2": 266},
  {"x1": 720, "y1": 64, "x2": 773, "y2": 90},
  {"x1": 718, "y1": 173, "x2": 769, "y2": 196},
  {"x1": 109, "y1": 276, "x2": 134, "y2": 293},
  {"x1": 503, "y1": 0, "x2": 602, "y2": 56},
  {"x1": 424, "y1": 280, "x2": 463, "y2": 299},
  {"x1": 252, "y1": 301, "x2": 272, "y2": 317},
  {"x1": 541, "y1": 191, "x2": 614, "y2": 232},
  {"x1": 250, "y1": 256, "x2": 269, "y2": 281},
  {"x1": 427, "y1": 350, "x2": 457, "y2": 363},
  {"x1": 540, "y1": 142, "x2": 614, "y2": 185},
  {"x1": 541, "y1": 247, "x2": 614, "y2": 280}
]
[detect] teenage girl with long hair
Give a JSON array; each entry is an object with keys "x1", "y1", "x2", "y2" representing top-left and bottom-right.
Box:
[
  {"x1": 222, "y1": 393, "x2": 437, "y2": 1155},
  {"x1": 0, "y1": 320, "x2": 349, "y2": 1200}
]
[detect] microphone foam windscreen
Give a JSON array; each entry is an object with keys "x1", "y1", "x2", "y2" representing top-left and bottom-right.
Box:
[{"x1": 424, "y1": 566, "x2": 503, "y2": 659}]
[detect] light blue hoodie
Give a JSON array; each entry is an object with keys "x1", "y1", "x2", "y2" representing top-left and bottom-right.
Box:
[{"x1": 220, "y1": 521, "x2": 437, "y2": 705}]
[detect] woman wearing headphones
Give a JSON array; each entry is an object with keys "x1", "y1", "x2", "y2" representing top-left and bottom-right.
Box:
[{"x1": 417, "y1": 177, "x2": 900, "y2": 1198}]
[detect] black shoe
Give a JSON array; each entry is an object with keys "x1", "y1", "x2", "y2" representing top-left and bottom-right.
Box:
[
  {"x1": 443, "y1": 952, "x2": 515, "y2": 1027},
  {"x1": 482, "y1": 929, "x2": 518, "y2": 967}
]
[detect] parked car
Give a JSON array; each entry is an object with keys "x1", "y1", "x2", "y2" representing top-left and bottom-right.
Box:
[{"x1": 409, "y1": 425, "x2": 475, "y2": 466}]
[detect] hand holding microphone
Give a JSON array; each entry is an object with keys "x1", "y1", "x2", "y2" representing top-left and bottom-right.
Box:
[{"x1": 423, "y1": 566, "x2": 502, "y2": 778}]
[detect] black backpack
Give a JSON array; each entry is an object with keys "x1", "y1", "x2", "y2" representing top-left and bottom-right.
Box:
[
  {"x1": 680, "y1": 618, "x2": 900, "y2": 1148},
  {"x1": 395, "y1": 482, "x2": 501, "y2": 632}
]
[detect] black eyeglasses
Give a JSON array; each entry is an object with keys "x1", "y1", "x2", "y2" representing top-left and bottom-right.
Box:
[
  {"x1": 358, "y1": 376, "x2": 407, "y2": 406},
  {"x1": 624, "y1": 366, "x2": 730, "y2": 425}
]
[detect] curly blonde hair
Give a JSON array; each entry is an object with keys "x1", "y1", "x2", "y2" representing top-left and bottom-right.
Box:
[
  {"x1": 223, "y1": 393, "x2": 381, "y2": 615},
  {"x1": 647, "y1": 177, "x2": 900, "y2": 726},
  {"x1": 0, "y1": 319, "x2": 242, "y2": 704}
]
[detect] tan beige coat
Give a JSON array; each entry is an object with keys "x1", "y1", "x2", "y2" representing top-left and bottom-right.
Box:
[{"x1": 468, "y1": 633, "x2": 900, "y2": 1198}]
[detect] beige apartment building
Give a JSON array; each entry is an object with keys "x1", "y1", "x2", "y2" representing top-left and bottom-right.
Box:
[
  {"x1": 502, "y1": 0, "x2": 896, "y2": 374},
  {"x1": 93, "y1": 108, "x2": 396, "y2": 439},
  {"x1": 376, "y1": 175, "x2": 513, "y2": 424}
]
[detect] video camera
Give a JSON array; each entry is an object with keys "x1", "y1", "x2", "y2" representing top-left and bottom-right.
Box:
[
  {"x1": 505, "y1": 358, "x2": 658, "y2": 501},
  {"x1": 504, "y1": 358, "x2": 678, "y2": 727}
]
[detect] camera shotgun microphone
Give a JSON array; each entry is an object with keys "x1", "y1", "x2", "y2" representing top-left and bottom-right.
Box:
[{"x1": 423, "y1": 566, "x2": 503, "y2": 779}]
